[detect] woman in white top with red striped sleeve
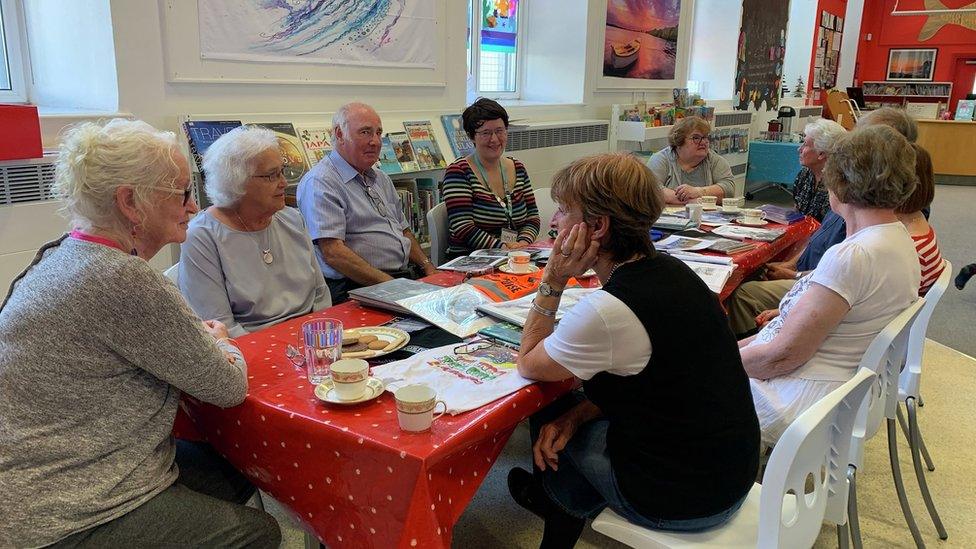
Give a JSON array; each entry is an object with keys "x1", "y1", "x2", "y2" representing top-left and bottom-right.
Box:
[{"x1": 897, "y1": 143, "x2": 945, "y2": 295}]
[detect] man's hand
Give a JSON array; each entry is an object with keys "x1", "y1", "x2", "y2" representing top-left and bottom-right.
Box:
[
  {"x1": 533, "y1": 413, "x2": 581, "y2": 472},
  {"x1": 422, "y1": 261, "x2": 438, "y2": 277},
  {"x1": 763, "y1": 261, "x2": 798, "y2": 281}
]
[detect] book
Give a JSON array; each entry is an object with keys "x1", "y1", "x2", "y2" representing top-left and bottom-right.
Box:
[
  {"x1": 712, "y1": 224, "x2": 786, "y2": 242},
  {"x1": 955, "y1": 100, "x2": 975, "y2": 121},
  {"x1": 477, "y1": 288, "x2": 598, "y2": 327},
  {"x1": 296, "y1": 126, "x2": 333, "y2": 164},
  {"x1": 377, "y1": 136, "x2": 402, "y2": 175},
  {"x1": 466, "y1": 272, "x2": 544, "y2": 302},
  {"x1": 437, "y1": 254, "x2": 505, "y2": 274},
  {"x1": 679, "y1": 259, "x2": 736, "y2": 294},
  {"x1": 674, "y1": 229, "x2": 755, "y2": 254},
  {"x1": 183, "y1": 120, "x2": 242, "y2": 174},
  {"x1": 388, "y1": 132, "x2": 418, "y2": 172},
  {"x1": 250, "y1": 122, "x2": 310, "y2": 186},
  {"x1": 403, "y1": 120, "x2": 448, "y2": 170},
  {"x1": 655, "y1": 235, "x2": 713, "y2": 252},
  {"x1": 759, "y1": 204, "x2": 805, "y2": 225},
  {"x1": 440, "y1": 114, "x2": 474, "y2": 159},
  {"x1": 395, "y1": 284, "x2": 497, "y2": 338},
  {"x1": 348, "y1": 278, "x2": 444, "y2": 316},
  {"x1": 477, "y1": 321, "x2": 524, "y2": 348},
  {"x1": 652, "y1": 215, "x2": 696, "y2": 231}
]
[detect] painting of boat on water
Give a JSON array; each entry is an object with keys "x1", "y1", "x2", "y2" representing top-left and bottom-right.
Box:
[{"x1": 603, "y1": 0, "x2": 682, "y2": 80}]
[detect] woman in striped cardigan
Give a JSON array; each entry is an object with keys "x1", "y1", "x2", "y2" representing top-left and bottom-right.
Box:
[{"x1": 442, "y1": 98, "x2": 540, "y2": 257}]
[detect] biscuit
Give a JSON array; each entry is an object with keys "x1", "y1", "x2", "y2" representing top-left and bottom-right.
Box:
[
  {"x1": 341, "y1": 342, "x2": 368, "y2": 353},
  {"x1": 358, "y1": 334, "x2": 379, "y2": 345},
  {"x1": 342, "y1": 335, "x2": 360, "y2": 346},
  {"x1": 367, "y1": 340, "x2": 388, "y2": 350}
]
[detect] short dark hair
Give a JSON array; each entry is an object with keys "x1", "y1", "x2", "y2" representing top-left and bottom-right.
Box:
[
  {"x1": 461, "y1": 98, "x2": 509, "y2": 139},
  {"x1": 897, "y1": 143, "x2": 935, "y2": 214}
]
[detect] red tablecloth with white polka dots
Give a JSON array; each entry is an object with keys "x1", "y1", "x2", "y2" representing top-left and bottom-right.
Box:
[{"x1": 175, "y1": 221, "x2": 817, "y2": 547}]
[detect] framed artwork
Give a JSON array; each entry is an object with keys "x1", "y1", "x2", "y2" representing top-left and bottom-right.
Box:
[
  {"x1": 596, "y1": 0, "x2": 693, "y2": 90},
  {"x1": 886, "y1": 48, "x2": 937, "y2": 81}
]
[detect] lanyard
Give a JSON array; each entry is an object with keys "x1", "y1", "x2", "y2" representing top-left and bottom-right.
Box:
[
  {"x1": 69, "y1": 229, "x2": 135, "y2": 254},
  {"x1": 470, "y1": 154, "x2": 514, "y2": 229}
]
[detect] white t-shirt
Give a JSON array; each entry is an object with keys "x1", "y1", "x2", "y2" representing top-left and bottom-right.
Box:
[
  {"x1": 543, "y1": 290, "x2": 652, "y2": 380},
  {"x1": 749, "y1": 221, "x2": 920, "y2": 382}
]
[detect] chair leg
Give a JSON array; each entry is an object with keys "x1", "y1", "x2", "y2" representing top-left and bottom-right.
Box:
[
  {"x1": 907, "y1": 398, "x2": 949, "y2": 540},
  {"x1": 838, "y1": 521, "x2": 851, "y2": 549},
  {"x1": 887, "y1": 419, "x2": 925, "y2": 549},
  {"x1": 898, "y1": 404, "x2": 936, "y2": 472},
  {"x1": 847, "y1": 465, "x2": 863, "y2": 549}
]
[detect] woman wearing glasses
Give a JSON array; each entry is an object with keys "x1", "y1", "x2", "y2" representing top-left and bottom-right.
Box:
[
  {"x1": 0, "y1": 119, "x2": 279, "y2": 547},
  {"x1": 179, "y1": 126, "x2": 330, "y2": 337},
  {"x1": 441, "y1": 98, "x2": 541, "y2": 257},
  {"x1": 645, "y1": 116, "x2": 735, "y2": 204}
]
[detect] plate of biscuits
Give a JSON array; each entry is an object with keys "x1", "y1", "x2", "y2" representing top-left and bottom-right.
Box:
[{"x1": 341, "y1": 326, "x2": 410, "y2": 359}]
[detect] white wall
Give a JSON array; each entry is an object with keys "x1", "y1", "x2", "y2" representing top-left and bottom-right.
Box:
[
  {"x1": 688, "y1": 0, "x2": 741, "y2": 101},
  {"x1": 782, "y1": 0, "x2": 818, "y2": 93},
  {"x1": 837, "y1": 0, "x2": 865, "y2": 89}
]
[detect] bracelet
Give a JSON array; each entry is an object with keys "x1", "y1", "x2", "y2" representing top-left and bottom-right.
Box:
[
  {"x1": 422, "y1": 258, "x2": 433, "y2": 265},
  {"x1": 530, "y1": 300, "x2": 557, "y2": 318},
  {"x1": 214, "y1": 336, "x2": 239, "y2": 348}
]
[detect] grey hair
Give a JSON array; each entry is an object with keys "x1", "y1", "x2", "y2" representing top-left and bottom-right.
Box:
[
  {"x1": 54, "y1": 118, "x2": 181, "y2": 246},
  {"x1": 201, "y1": 126, "x2": 280, "y2": 208},
  {"x1": 824, "y1": 125, "x2": 917, "y2": 209},
  {"x1": 857, "y1": 106, "x2": 918, "y2": 142},
  {"x1": 332, "y1": 102, "x2": 375, "y2": 138},
  {"x1": 803, "y1": 118, "x2": 847, "y2": 154}
]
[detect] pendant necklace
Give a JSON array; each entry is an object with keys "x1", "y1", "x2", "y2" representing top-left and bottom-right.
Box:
[{"x1": 236, "y1": 211, "x2": 274, "y2": 264}]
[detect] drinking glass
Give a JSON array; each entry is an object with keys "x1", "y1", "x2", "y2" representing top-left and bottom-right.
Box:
[{"x1": 302, "y1": 318, "x2": 343, "y2": 384}]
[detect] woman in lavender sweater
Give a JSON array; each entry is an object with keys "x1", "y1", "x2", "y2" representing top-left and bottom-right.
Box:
[{"x1": 0, "y1": 119, "x2": 279, "y2": 548}]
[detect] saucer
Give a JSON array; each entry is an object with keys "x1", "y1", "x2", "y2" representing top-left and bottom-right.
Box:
[
  {"x1": 720, "y1": 207, "x2": 741, "y2": 214},
  {"x1": 498, "y1": 264, "x2": 541, "y2": 274},
  {"x1": 701, "y1": 205, "x2": 720, "y2": 211},
  {"x1": 736, "y1": 218, "x2": 769, "y2": 227},
  {"x1": 314, "y1": 377, "x2": 385, "y2": 405}
]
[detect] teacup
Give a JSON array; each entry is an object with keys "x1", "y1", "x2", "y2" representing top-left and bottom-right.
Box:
[
  {"x1": 699, "y1": 195, "x2": 718, "y2": 208},
  {"x1": 740, "y1": 208, "x2": 766, "y2": 224},
  {"x1": 395, "y1": 384, "x2": 447, "y2": 432},
  {"x1": 507, "y1": 251, "x2": 533, "y2": 273},
  {"x1": 722, "y1": 197, "x2": 745, "y2": 213},
  {"x1": 329, "y1": 359, "x2": 370, "y2": 401}
]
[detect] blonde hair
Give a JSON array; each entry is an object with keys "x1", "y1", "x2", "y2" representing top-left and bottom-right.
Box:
[
  {"x1": 668, "y1": 116, "x2": 712, "y2": 149},
  {"x1": 857, "y1": 106, "x2": 918, "y2": 143},
  {"x1": 54, "y1": 118, "x2": 182, "y2": 247},
  {"x1": 824, "y1": 125, "x2": 917, "y2": 209},
  {"x1": 551, "y1": 153, "x2": 664, "y2": 262}
]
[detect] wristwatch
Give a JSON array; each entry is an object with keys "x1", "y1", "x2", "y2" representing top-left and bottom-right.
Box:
[{"x1": 538, "y1": 281, "x2": 563, "y2": 297}]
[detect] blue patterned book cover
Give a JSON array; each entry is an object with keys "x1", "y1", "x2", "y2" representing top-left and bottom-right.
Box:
[
  {"x1": 183, "y1": 120, "x2": 242, "y2": 173},
  {"x1": 440, "y1": 114, "x2": 474, "y2": 159},
  {"x1": 378, "y1": 136, "x2": 402, "y2": 174}
]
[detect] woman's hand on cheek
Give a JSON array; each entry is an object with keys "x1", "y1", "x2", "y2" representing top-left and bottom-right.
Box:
[{"x1": 546, "y1": 223, "x2": 599, "y2": 284}]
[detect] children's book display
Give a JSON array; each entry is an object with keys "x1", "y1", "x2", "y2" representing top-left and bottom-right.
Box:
[
  {"x1": 378, "y1": 136, "x2": 402, "y2": 175},
  {"x1": 403, "y1": 120, "x2": 448, "y2": 170},
  {"x1": 296, "y1": 126, "x2": 333, "y2": 163},
  {"x1": 441, "y1": 114, "x2": 475, "y2": 158}
]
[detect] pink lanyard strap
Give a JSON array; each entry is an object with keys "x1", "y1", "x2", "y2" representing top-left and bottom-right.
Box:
[{"x1": 68, "y1": 229, "x2": 131, "y2": 254}]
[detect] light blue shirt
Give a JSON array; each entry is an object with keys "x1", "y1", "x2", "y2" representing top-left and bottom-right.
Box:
[
  {"x1": 297, "y1": 150, "x2": 411, "y2": 279},
  {"x1": 178, "y1": 207, "x2": 331, "y2": 337}
]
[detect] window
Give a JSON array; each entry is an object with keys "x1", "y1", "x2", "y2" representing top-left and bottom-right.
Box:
[
  {"x1": 0, "y1": 0, "x2": 28, "y2": 102},
  {"x1": 468, "y1": 0, "x2": 524, "y2": 99}
]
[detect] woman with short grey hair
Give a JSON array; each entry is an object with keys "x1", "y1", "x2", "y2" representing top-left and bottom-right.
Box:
[
  {"x1": 791, "y1": 118, "x2": 847, "y2": 221},
  {"x1": 0, "y1": 118, "x2": 280, "y2": 547},
  {"x1": 179, "y1": 125, "x2": 330, "y2": 337},
  {"x1": 741, "y1": 125, "x2": 921, "y2": 446}
]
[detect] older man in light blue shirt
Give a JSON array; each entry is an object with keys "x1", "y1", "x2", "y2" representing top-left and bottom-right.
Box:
[{"x1": 297, "y1": 102, "x2": 436, "y2": 302}]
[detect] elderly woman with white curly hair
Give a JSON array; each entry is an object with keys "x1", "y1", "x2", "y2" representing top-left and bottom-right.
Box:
[
  {"x1": 179, "y1": 125, "x2": 330, "y2": 337},
  {"x1": 791, "y1": 118, "x2": 847, "y2": 221},
  {"x1": 0, "y1": 119, "x2": 280, "y2": 547}
]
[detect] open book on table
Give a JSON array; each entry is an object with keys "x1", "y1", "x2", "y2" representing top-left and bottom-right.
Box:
[{"x1": 477, "y1": 288, "x2": 598, "y2": 327}]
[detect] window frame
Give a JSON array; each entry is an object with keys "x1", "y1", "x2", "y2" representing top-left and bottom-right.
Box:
[
  {"x1": 0, "y1": 0, "x2": 29, "y2": 103},
  {"x1": 469, "y1": 0, "x2": 526, "y2": 101}
]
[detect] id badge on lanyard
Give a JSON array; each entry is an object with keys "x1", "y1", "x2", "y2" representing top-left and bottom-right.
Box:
[{"x1": 500, "y1": 227, "x2": 518, "y2": 245}]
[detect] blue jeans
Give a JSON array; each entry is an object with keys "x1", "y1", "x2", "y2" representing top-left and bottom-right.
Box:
[{"x1": 530, "y1": 393, "x2": 747, "y2": 532}]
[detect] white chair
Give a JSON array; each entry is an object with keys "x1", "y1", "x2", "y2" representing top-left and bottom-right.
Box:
[
  {"x1": 844, "y1": 299, "x2": 926, "y2": 549},
  {"x1": 426, "y1": 202, "x2": 448, "y2": 267},
  {"x1": 591, "y1": 368, "x2": 876, "y2": 549},
  {"x1": 894, "y1": 262, "x2": 952, "y2": 541},
  {"x1": 163, "y1": 262, "x2": 179, "y2": 286},
  {"x1": 533, "y1": 187, "x2": 556, "y2": 233}
]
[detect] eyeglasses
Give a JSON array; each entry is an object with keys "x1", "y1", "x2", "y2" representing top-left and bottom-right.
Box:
[
  {"x1": 149, "y1": 185, "x2": 193, "y2": 206},
  {"x1": 689, "y1": 135, "x2": 710, "y2": 145},
  {"x1": 363, "y1": 184, "x2": 390, "y2": 218},
  {"x1": 453, "y1": 340, "x2": 494, "y2": 355},
  {"x1": 253, "y1": 167, "x2": 285, "y2": 182},
  {"x1": 474, "y1": 128, "x2": 508, "y2": 139}
]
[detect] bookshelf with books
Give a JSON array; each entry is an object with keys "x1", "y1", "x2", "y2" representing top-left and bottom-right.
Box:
[{"x1": 861, "y1": 81, "x2": 952, "y2": 107}]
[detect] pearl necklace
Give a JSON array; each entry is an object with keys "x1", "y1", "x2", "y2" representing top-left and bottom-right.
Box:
[{"x1": 236, "y1": 211, "x2": 274, "y2": 265}]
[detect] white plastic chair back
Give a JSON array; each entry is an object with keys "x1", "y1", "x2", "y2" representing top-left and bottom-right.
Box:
[
  {"x1": 163, "y1": 262, "x2": 180, "y2": 286},
  {"x1": 900, "y1": 261, "x2": 952, "y2": 400},
  {"x1": 426, "y1": 202, "x2": 449, "y2": 267},
  {"x1": 849, "y1": 299, "x2": 925, "y2": 469},
  {"x1": 533, "y1": 187, "x2": 556, "y2": 231}
]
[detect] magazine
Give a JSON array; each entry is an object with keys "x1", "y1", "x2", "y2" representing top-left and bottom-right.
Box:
[
  {"x1": 403, "y1": 120, "x2": 448, "y2": 170},
  {"x1": 653, "y1": 215, "x2": 696, "y2": 231},
  {"x1": 395, "y1": 284, "x2": 498, "y2": 338},
  {"x1": 441, "y1": 114, "x2": 474, "y2": 159},
  {"x1": 348, "y1": 278, "x2": 444, "y2": 316},
  {"x1": 296, "y1": 126, "x2": 333, "y2": 164},
  {"x1": 656, "y1": 235, "x2": 713, "y2": 252},
  {"x1": 759, "y1": 204, "x2": 805, "y2": 224},
  {"x1": 437, "y1": 254, "x2": 505, "y2": 273},
  {"x1": 183, "y1": 120, "x2": 242, "y2": 174},
  {"x1": 377, "y1": 136, "x2": 402, "y2": 175},
  {"x1": 388, "y1": 132, "x2": 418, "y2": 172},
  {"x1": 712, "y1": 224, "x2": 786, "y2": 242},
  {"x1": 250, "y1": 122, "x2": 310, "y2": 186},
  {"x1": 679, "y1": 259, "x2": 736, "y2": 293},
  {"x1": 477, "y1": 288, "x2": 598, "y2": 327},
  {"x1": 466, "y1": 272, "x2": 545, "y2": 302}
]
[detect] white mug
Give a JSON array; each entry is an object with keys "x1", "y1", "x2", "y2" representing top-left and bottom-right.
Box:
[
  {"x1": 685, "y1": 203, "x2": 703, "y2": 225},
  {"x1": 699, "y1": 195, "x2": 718, "y2": 208},
  {"x1": 507, "y1": 251, "x2": 532, "y2": 273},
  {"x1": 395, "y1": 384, "x2": 447, "y2": 432},
  {"x1": 723, "y1": 197, "x2": 745, "y2": 211},
  {"x1": 740, "y1": 208, "x2": 766, "y2": 224},
  {"x1": 329, "y1": 359, "x2": 370, "y2": 400}
]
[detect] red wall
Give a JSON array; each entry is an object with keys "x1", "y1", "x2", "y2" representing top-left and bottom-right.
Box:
[{"x1": 855, "y1": 0, "x2": 976, "y2": 105}]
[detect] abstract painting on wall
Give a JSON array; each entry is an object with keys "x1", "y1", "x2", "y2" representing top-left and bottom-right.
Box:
[
  {"x1": 602, "y1": 0, "x2": 682, "y2": 80},
  {"x1": 198, "y1": 0, "x2": 436, "y2": 68}
]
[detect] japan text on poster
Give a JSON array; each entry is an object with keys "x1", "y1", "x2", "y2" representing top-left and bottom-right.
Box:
[
  {"x1": 481, "y1": 0, "x2": 519, "y2": 53},
  {"x1": 198, "y1": 0, "x2": 436, "y2": 68},
  {"x1": 733, "y1": 0, "x2": 789, "y2": 111},
  {"x1": 602, "y1": 0, "x2": 682, "y2": 80}
]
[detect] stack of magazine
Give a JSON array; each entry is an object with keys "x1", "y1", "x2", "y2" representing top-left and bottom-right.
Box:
[
  {"x1": 712, "y1": 224, "x2": 786, "y2": 242},
  {"x1": 759, "y1": 205, "x2": 805, "y2": 225},
  {"x1": 674, "y1": 229, "x2": 757, "y2": 254}
]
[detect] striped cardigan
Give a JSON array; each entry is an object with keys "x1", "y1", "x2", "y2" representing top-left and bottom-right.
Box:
[{"x1": 442, "y1": 156, "x2": 540, "y2": 254}]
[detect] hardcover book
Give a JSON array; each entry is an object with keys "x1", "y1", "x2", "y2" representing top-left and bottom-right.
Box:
[
  {"x1": 437, "y1": 255, "x2": 506, "y2": 274},
  {"x1": 348, "y1": 278, "x2": 444, "y2": 316},
  {"x1": 296, "y1": 126, "x2": 333, "y2": 164},
  {"x1": 388, "y1": 132, "x2": 419, "y2": 172},
  {"x1": 440, "y1": 114, "x2": 474, "y2": 159},
  {"x1": 183, "y1": 120, "x2": 242, "y2": 174},
  {"x1": 403, "y1": 120, "x2": 448, "y2": 170},
  {"x1": 249, "y1": 122, "x2": 310, "y2": 186},
  {"x1": 378, "y1": 136, "x2": 402, "y2": 175}
]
